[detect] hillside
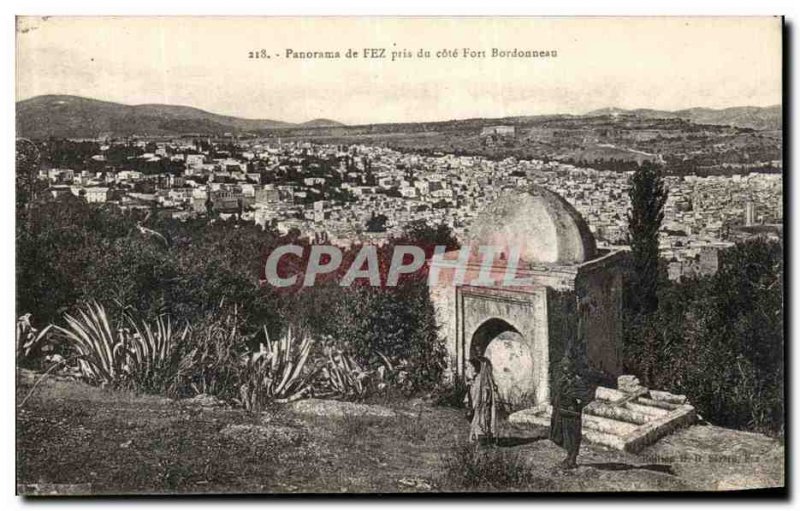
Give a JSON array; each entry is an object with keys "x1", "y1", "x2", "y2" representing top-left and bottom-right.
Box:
[
  {"x1": 16, "y1": 369, "x2": 784, "y2": 494},
  {"x1": 18, "y1": 95, "x2": 782, "y2": 140},
  {"x1": 588, "y1": 105, "x2": 782, "y2": 131},
  {"x1": 15, "y1": 95, "x2": 341, "y2": 139},
  {"x1": 300, "y1": 118, "x2": 346, "y2": 128}
]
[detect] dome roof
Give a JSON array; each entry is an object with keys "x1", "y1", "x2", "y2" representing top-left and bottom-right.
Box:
[{"x1": 469, "y1": 185, "x2": 597, "y2": 265}]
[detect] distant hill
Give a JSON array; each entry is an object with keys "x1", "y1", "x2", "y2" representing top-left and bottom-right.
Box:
[
  {"x1": 17, "y1": 94, "x2": 781, "y2": 140},
  {"x1": 299, "y1": 118, "x2": 345, "y2": 128},
  {"x1": 587, "y1": 105, "x2": 782, "y2": 131},
  {"x1": 15, "y1": 95, "x2": 345, "y2": 139}
]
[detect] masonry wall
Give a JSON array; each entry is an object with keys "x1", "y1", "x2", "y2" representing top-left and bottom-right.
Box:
[
  {"x1": 429, "y1": 249, "x2": 626, "y2": 406},
  {"x1": 458, "y1": 286, "x2": 549, "y2": 408},
  {"x1": 430, "y1": 283, "x2": 458, "y2": 379},
  {"x1": 545, "y1": 288, "x2": 577, "y2": 395},
  {"x1": 576, "y1": 256, "x2": 625, "y2": 380}
]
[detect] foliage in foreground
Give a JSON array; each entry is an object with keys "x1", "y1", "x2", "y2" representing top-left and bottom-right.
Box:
[
  {"x1": 443, "y1": 443, "x2": 555, "y2": 491},
  {"x1": 49, "y1": 300, "x2": 412, "y2": 407},
  {"x1": 16, "y1": 314, "x2": 53, "y2": 365},
  {"x1": 174, "y1": 308, "x2": 251, "y2": 400},
  {"x1": 624, "y1": 238, "x2": 784, "y2": 435},
  {"x1": 237, "y1": 327, "x2": 316, "y2": 410},
  {"x1": 52, "y1": 301, "x2": 186, "y2": 393},
  {"x1": 314, "y1": 345, "x2": 407, "y2": 401},
  {"x1": 18, "y1": 197, "x2": 449, "y2": 395},
  {"x1": 316, "y1": 346, "x2": 372, "y2": 400}
]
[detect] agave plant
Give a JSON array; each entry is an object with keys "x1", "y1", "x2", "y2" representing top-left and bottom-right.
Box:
[
  {"x1": 237, "y1": 326, "x2": 316, "y2": 411},
  {"x1": 123, "y1": 314, "x2": 188, "y2": 394},
  {"x1": 373, "y1": 350, "x2": 411, "y2": 391},
  {"x1": 314, "y1": 345, "x2": 412, "y2": 400},
  {"x1": 53, "y1": 302, "x2": 124, "y2": 386},
  {"x1": 16, "y1": 313, "x2": 53, "y2": 362},
  {"x1": 317, "y1": 346, "x2": 373, "y2": 400},
  {"x1": 54, "y1": 302, "x2": 184, "y2": 391}
]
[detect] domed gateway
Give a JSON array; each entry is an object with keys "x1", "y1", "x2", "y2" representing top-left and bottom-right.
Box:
[{"x1": 429, "y1": 186, "x2": 626, "y2": 412}]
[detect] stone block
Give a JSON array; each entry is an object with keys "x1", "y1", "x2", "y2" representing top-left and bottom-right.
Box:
[
  {"x1": 509, "y1": 387, "x2": 698, "y2": 453},
  {"x1": 650, "y1": 389, "x2": 688, "y2": 405},
  {"x1": 618, "y1": 374, "x2": 643, "y2": 393}
]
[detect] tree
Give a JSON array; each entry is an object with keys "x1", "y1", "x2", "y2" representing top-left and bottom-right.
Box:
[
  {"x1": 623, "y1": 238, "x2": 784, "y2": 434},
  {"x1": 205, "y1": 195, "x2": 215, "y2": 217},
  {"x1": 365, "y1": 212, "x2": 388, "y2": 233},
  {"x1": 16, "y1": 139, "x2": 41, "y2": 214},
  {"x1": 399, "y1": 219, "x2": 460, "y2": 257},
  {"x1": 627, "y1": 162, "x2": 667, "y2": 315}
]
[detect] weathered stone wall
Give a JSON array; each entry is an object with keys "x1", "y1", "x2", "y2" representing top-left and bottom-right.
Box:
[
  {"x1": 429, "y1": 249, "x2": 626, "y2": 410},
  {"x1": 430, "y1": 283, "x2": 458, "y2": 379},
  {"x1": 545, "y1": 288, "x2": 577, "y2": 394},
  {"x1": 458, "y1": 286, "x2": 550, "y2": 408},
  {"x1": 576, "y1": 254, "x2": 625, "y2": 379}
]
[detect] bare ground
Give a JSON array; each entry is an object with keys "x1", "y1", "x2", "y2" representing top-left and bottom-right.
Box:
[{"x1": 15, "y1": 370, "x2": 784, "y2": 495}]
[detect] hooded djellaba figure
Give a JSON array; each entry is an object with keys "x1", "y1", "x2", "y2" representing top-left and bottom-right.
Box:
[
  {"x1": 463, "y1": 356, "x2": 499, "y2": 445},
  {"x1": 549, "y1": 350, "x2": 594, "y2": 469}
]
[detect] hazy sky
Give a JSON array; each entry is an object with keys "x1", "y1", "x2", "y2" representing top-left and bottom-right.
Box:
[{"x1": 16, "y1": 16, "x2": 782, "y2": 125}]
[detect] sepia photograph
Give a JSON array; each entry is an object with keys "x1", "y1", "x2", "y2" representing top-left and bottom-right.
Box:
[{"x1": 13, "y1": 15, "x2": 785, "y2": 496}]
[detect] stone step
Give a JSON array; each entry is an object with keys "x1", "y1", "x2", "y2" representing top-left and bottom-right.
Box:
[
  {"x1": 582, "y1": 412, "x2": 639, "y2": 436},
  {"x1": 584, "y1": 401, "x2": 650, "y2": 425},
  {"x1": 582, "y1": 428, "x2": 627, "y2": 451},
  {"x1": 649, "y1": 389, "x2": 688, "y2": 405},
  {"x1": 507, "y1": 407, "x2": 636, "y2": 451},
  {"x1": 623, "y1": 405, "x2": 697, "y2": 453},
  {"x1": 625, "y1": 401, "x2": 671, "y2": 418},
  {"x1": 508, "y1": 399, "x2": 698, "y2": 453},
  {"x1": 508, "y1": 407, "x2": 637, "y2": 437},
  {"x1": 636, "y1": 396, "x2": 681, "y2": 411}
]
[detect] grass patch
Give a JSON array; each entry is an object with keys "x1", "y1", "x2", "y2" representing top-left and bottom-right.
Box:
[
  {"x1": 443, "y1": 442, "x2": 556, "y2": 491},
  {"x1": 433, "y1": 378, "x2": 468, "y2": 409}
]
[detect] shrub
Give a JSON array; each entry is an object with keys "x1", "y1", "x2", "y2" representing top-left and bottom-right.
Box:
[
  {"x1": 237, "y1": 327, "x2": 316, "y2": 411},
  {"x1": 315, "y1": 345, "x2": 372, "y2": 400},
  {"x1": 53, "y1": 302, "x2": 319, "y2": 408},
  {"x1": 315, "y1": 280, "x2": 447, "y2": 393},
  {"x1": 16, "y1": 314, "x2": 53, "y2": 366},
  {"x1": 312, "y1": 342, "x2": 412, "y2": 401},
  {"x1": 623, "y1": 238, "x2": 784, "y2": 435},
  {"x1": 53, "y1": 302, "x2": 184, "y2": 393},
  {"x1": 433, "y1": 377, "x2": 469, "y2": 409},
  {"x1": 123, "y1": 314, "x2": 187, "y2": 395},
  {"x1": 54, "y1": 301, "x2": 127, "y2": 386},
  {"x1": 16, "y1": 199, "x2": 140, "y2": 326},
  {"x1": 171, "y1": 307, "x2": 247, "y2": 400},
  {"x1": 443, "y1": 442, "x2": 552, "y2": 491}
]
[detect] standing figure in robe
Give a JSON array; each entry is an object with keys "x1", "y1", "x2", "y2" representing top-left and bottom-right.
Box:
[
  {"x1": 464, "y1": 356, "x2": 498, "y2": 445},
  {"x1": 550, "y1": 352, "x2": 593, "y2": 469}
]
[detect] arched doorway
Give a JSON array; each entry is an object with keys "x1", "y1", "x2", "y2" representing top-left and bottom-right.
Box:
[{"x1": 469, "y1": 318, "x2": 537, "y2": 411}]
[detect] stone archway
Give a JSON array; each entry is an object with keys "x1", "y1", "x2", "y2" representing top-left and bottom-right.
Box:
[
  {"x1": 453, "y1": 285, "x2": 550, "y2": 409},
  {"x1": 469, "y1": 318, "x2": 538, "y2": 411},
  {"x1": 430, "y1": 186, "x2": 628, "y2": 415}
]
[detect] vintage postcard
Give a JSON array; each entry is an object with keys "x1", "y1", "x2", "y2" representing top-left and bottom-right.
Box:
[{"x1": 15, "y1": 16, "x2": 784, "y2": 495}]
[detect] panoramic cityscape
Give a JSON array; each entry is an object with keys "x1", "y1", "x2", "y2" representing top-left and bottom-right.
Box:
[{"x1": 23, "y1": 95, "x2": 783, "y2": 283}]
